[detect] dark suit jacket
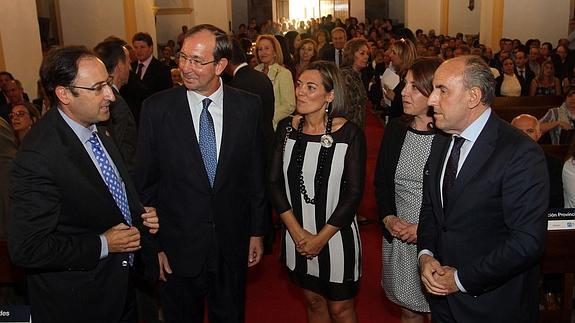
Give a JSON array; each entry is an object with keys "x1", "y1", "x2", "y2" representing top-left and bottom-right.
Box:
[
  {"x1": 100, "y1": 88, "x2": 138, "y2": 176},
  {"x1": 229, "y1": 65, "x2": 275, "y2": 160},
  {"x1": 135, "y1": 85, "x2": 266, "y2": 277},
  {"x1": 417, "y1": 112, "x2": 549, "y2": 323},
  {"x1": 132, "y1": 57, "x2": 172, "y2": 96},
  {"x1": 545, "y1": 152, "x2": 564, "y2": 208},
  {"x1": 120, "y1": 70, "x2": 150, "y2": 125},
  {"x1": 516, "y1": 67, "x2": 535, "y2": 96},
  {"x1": 319, "y1": 44, "x2": 336, "y2": 62},
  {"x1": 8, "y1": 108, "x2": 158, "y2": 323}
]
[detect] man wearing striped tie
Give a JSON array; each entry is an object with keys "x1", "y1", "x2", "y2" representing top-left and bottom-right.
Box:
[{"x1": 8, "y1": 46, "x2": 159, "y2": 323}]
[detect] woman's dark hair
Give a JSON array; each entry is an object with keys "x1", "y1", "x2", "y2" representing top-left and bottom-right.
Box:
[
  {"x1": 301, "y1": 60, "x2": 348, "y2": 117},
  {"x1": 40, "y1": 45, "x2": 96, "y2": 108},
  {"x1": 400, "y1": 57, "x2": 443, "y2": 128},
  {"x1": 284, "y1": 31, "x2": 300, "y2": 56}
]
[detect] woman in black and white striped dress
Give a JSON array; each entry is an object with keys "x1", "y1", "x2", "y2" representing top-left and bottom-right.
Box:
[{"x1": 270, "y1": 60, "x2": 366, "y2": 323}]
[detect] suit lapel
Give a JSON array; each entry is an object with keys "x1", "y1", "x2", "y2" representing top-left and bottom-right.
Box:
[
  {"x1": 430, "y1": 133, "x2": 451, "y2": 220},
  {"x1": 173, "y1": 87, "x2": 213, "y2": 189},
  {"x1": 446, "y1": 113, "x2": 498, "y2": 214},
  {"x1": 50, "y1": 110, "x2": 121, "y2": 212},
  {"x1": 213, "y1": 86, "x2": 241, "y2": 192},
  {"x1": 97, "y1": 125, "x2": 144, "y2": 215}
]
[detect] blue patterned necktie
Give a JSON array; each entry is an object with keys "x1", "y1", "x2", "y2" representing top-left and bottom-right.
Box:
[
  {"x1": 199, "y1": 98, "x2": 217, "y2": 187},
  {"x1": 88, "y1": 132, "x2": 133, "y2": 264}
]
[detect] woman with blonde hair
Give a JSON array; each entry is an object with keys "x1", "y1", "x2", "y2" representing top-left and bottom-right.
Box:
[
  {"x1": 255, "y1": 34, "x2": 296, "y2": 129},
  {"x1": 530, "y1": 60, "x2": 562, "y2": 96},
  {"x1": 313, "y1": 29, "x2": 329, "y2": 56},
  {"x1": 384, "y1": 38, "x2": 417, "y2": 119}
]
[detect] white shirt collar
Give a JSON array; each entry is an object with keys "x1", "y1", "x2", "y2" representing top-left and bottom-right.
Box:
[
  {"x1": 233, "y1": 63, "x2": 248, "y2": 76},
  {"x1": 57, "y1": 107, "x2": 97, "y2": 144},
  {"x1": 459, "y1": 108, "x2": 491, "y2": 143}
]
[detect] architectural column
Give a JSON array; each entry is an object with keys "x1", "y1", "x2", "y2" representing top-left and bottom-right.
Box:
[{"x1": 0, "y1": 0, "x2": 43, "y2": 97}]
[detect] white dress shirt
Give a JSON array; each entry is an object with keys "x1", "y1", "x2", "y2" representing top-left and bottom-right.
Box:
[{"x1": 186, "y1": 79, "x2": 224, "y2": 159}]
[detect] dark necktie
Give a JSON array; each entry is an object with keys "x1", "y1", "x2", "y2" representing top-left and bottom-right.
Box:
[
  {"x1": 199, "y1": 98, "x2": 217, "y2": 187},
  {"x1": 137, "y1": 63, "x2": 144, "y2": 79},
  {"x1": 442, "y1": 136, "x2": 465, "y2": 209},
  {"x1": 519, "y1": 69, "x2": 524, "y2": 78},
  {"x1": 87, "y1": 133, "x2": 133, "y2": 264},
  {"x1": 337, "y1": 49, "x2": 343, "y2": 67}
]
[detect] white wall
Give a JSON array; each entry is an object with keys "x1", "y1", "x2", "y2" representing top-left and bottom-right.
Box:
[
  {"x1": 405, "y1": 0, "x2": 440, "y2": 33},
  {"x1": 502, "y1": 0, "x2": 570, "y2": 45},
  {"x1": 0, "y1": 0, "x2": 43, "y2": 97},
  {"x1": 59, "y1": 0, "x2": 126, "y2": 48},
  {"x1": 191, "y1": 0, "x2": 230, "y2": 32},
  {"x1": 156, "y1": 14, "x2": 192, "y2": 45},
  {"x1": 449, "y1": 0, "x2": 480, "y2": 36}
]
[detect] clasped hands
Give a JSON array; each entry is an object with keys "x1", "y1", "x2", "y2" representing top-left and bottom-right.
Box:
[
  {"x1": 419, "y1": 254, "x2": 459, "y2": 296},
  {"x1": 295, "y1": 230, "x2": 326, "y2": 259},
  {"x1": 384, "y1": 215, "x2": 418, "y2": 243},
  {"x1": 104, "y1": 206, "x2": 159, "y2": 253}
]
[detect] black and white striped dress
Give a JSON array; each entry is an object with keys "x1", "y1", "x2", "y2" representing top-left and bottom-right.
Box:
[{"x1": 269, "y1": 118, "x2": 366, "y2": 301}]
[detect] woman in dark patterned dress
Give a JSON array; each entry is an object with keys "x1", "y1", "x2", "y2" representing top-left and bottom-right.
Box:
[{"x1": 375, "y1": 57, "x2": 443, "y2": 323}]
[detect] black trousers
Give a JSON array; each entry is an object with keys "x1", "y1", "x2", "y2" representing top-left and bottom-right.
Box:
[
  {"x1": 159, "y1": 234, "x2": 247, "y2": 323},
  {"x1": 119, "y1": 271, "x2": 138, "y2": 323},
  {"x1": 429, "y1": 295, "x2": 457, "y2": 323}
]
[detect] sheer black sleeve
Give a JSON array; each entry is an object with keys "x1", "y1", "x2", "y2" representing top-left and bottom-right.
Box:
[
  {"x1": 326, "y1": 123, "x2": 367, "y2": 228},
  {"x1": 268, "y1": 117, "x2": 293, "y2": 214}
]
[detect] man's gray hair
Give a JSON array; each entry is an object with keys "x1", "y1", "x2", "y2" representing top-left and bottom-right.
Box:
[{"x1": 460, "y1": 55, "x2": 496, "y2": 106}]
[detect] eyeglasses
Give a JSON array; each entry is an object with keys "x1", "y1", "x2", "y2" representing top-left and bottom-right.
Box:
[
  {"x1": 9, "y1": 111, "x2": 29, "y2": 119},
  {"x1": 177, "y1": 52, "x2": 216, "y2": 68},
  {"x1": 68, "y1": 76, "x2": 114, "y2": 95}
]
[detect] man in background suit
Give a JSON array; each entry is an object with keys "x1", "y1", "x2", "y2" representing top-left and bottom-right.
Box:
[
  {"x1": 8, "y1": 46, "x2": 159, "y2": 323},
  {"x1": 131, "y1": 32, "x2": 172, "y2": 95},
  {"x1": 515, "y1": 48, "x2": 535, "y2": 96},
  {"x1": 417, "y1": 55, "x2": 549, "y2": 323},
  {"x1": 135, "y1": 24, "x2": 266, "y2": 323},
  {"x1": 0, "y1": 118, "x2": 16, "y2": 239},
  {"x1": 225, "y1": 36, "x2": 275, "y2": 253},
  {"x1": 225, "y1": 37, "x2": 274, "y2": 160},
  {"x1": 122, "y1": 32, "x2": 171, "y2": 124},
  {"x1": 319, "y1": 27, "x2": 347, "y2": 67},
  {"x1": 94, "y1": 38, "x2": 138, "y2": 176}
]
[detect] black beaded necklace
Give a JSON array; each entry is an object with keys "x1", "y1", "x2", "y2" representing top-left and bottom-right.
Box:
[{"x1": 294, "y1": 115, "x2": 334, "y2": 205}]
